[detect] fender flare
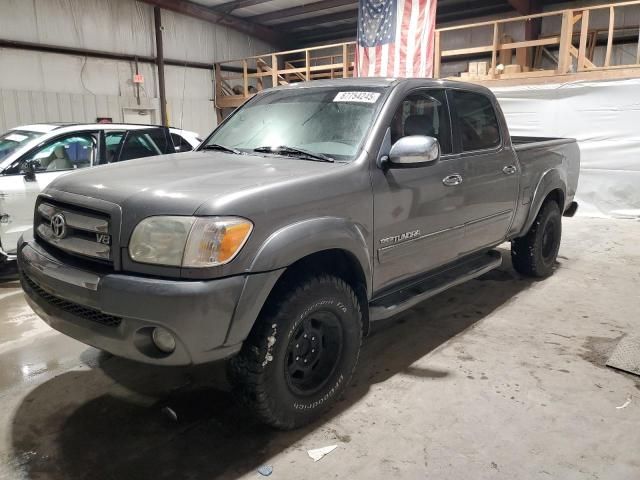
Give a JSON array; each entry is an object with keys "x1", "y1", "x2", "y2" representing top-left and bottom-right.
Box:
[
  {"x1": 224, "y1": 218, "x2": 373, "y2": 345},
  {"x1": 521, "y1": 168, "x2": 567, "y2": 236},
  {"x1": 250, "y1": 217, "x2": 372, "y2": 295}
]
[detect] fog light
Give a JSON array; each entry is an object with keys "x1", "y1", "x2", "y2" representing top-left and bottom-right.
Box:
[{"x1": 152, "y1": 327, "x2": 176, "y2": 354}]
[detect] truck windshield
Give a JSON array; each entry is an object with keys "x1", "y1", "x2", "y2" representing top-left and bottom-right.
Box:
[
  {"x1": 204, "y1": 87, "x2": 386, "y2": 161},
  {"x1": 0, "y1": 130, "x2": 43, "y2": 162}
]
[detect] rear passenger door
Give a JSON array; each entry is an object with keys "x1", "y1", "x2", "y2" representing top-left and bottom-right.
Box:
[
  {"x1": 114, "y1": 128, "x2": 175, "y2": 162},
  {"x1": 449, "y1": 90, "x2": 518, "y2": 253}
]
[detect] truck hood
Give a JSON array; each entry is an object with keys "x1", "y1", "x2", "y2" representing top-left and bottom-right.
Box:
[{"x1": 46, "y1": 151, "x2": 339, "y2": 215}]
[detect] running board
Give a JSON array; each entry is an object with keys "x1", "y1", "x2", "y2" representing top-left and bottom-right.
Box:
[{"x1": 369, "y1": 250, "x2": 502, "y2": 322}]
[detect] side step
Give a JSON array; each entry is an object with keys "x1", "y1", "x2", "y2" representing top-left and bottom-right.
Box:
[{"x1": 369, "y1": 250, "x2": 502, "y2": 322}]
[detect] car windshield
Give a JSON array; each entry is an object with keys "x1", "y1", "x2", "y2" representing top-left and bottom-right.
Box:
[
  {"x1": 0, "y1": 130, "x2": 44, "y2": 162},
  {"x1": 204, "y1": 87, "x2": 387, "y2": 161}
]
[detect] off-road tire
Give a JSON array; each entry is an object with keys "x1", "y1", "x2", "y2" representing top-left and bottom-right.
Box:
[
  {"x1": 511, "y1": 200, "x2": 562, "y2": 278},
  {"x1": 228, "y1": 274, "x2": 363, "y2": 430}
]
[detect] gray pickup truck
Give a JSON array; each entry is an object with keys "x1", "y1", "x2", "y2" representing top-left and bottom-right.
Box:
[{"x1": 18, "y1": 78, "x2": 579, "y2": 429}]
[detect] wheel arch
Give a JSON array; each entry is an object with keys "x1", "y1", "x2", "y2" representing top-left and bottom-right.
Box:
[
  {"x1": 225, "y1": 218, "x2": 373, "y2": 344},
  {"x1": 520, "y1": 169, "x2": 567, "y2": 236}
]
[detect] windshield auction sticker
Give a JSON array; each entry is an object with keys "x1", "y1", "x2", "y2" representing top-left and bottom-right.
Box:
[{"x1": 333, "y1": 91, "x2": 381, "y2": 103}]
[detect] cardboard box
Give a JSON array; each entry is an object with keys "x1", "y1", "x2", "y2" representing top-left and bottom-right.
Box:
[
  {"x1": 468, "y1": 62, "x2": 478, "y2": 75},
  {"x1": 504, "y1": 64, "x2": 522, "y2": 74},
  {"x1": 477, "y1": 61, "x2": 488, "y2": 76}
]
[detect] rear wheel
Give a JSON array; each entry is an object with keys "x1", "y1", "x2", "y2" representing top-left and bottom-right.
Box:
[
  {"x1": 228, "y1": 274, "x2": 362, "y2": 430},
  {"x1": 511, "y1": 200, "x2": 562, "y2": 278}
]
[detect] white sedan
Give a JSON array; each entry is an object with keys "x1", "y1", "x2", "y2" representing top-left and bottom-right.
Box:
[{"x1": 0, "y1": 123, "x2": 201, "y2": 261}]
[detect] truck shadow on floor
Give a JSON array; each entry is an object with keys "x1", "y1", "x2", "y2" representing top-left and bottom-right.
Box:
[{"x1": 10, "y1": 250, "x2": 535, "y2": 480}]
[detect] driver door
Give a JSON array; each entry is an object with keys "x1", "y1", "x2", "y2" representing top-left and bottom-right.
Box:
[
  {"x1": 371, "y1": 89, "x2": 467, "y2": 292},
  {"x1": 0, "y1": 133, "x2": 97, "y2": 253}
]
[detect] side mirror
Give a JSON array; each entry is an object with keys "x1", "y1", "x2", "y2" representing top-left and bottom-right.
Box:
[
  {"x1": 384, "y1": 136, "x2": 440, "y2": 169},
  {"x1": 23, "y1": 159, "x2": 40, "y2": 182}
]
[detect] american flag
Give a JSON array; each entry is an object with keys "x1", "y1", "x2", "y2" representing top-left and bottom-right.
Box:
[{"x1": 356, "y1": 0, "x2": 437, "y2": 78}]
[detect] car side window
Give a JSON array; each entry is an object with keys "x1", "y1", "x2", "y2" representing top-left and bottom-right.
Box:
[
  {"x1": 9, "y1": 134, "x2": 97, "y2": 174},
  {"x1": 103, "y1": 131, "x2": 126, "y2": 164},
  {"x1": 451, "y1": 91, "x2": 501, "y2": 152},
  {"x1": 390, "y1": 90, "x2": 452, "y2": 155},
  {"x1": 119, "y1": 129, "x2": 171, "y2": 162},
  {"x1": 171, "y1": 133, "x2": 193, "y2": 152}
]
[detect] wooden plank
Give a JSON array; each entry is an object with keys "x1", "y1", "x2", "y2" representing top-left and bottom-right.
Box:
[
  {"x1": 233, "y1": 41, "x2": 357, "y2": 63},
  {"x1": 570, "y1": 45, "x2": 596, "y2": 68},
  {"x1": 583, "y1": 64, "x2": 640, "y2": 71},
  {"x1": 242, "y1": 60, "x2": 248, "y2": 97},
  {"x1": 604, "y1": 6, "x2": 615, "y2": 67},
  {"x1": 500, "y1": 37, "x2": 560, "y2": 50},
  {"x1": 450, "y1": 65, "x2": 640, "y2": 87},
  {"x1": 491, "y1": 23, "x2": 501, "y2": 79},
  {"x1": 271, "y1": 54, "x2": 278, "y2": 88},
  {"x1": 305, "y1": 50, "x2": 311, "y2": 81},
  {"x1": 434, "y1": 30, "x2": 441, "y2": 78},
  {"x1": 442, "y1": 45, "x2": 495, "y2": 57},
  {"x1": 557, "y1": 10, "x2": 573, "y2": 74},
  {"x1": 342, "y1": 44, "x2": 348, "y2": 78},
  {"x1": 578, "y1": 9, "x2": 590, "y2": 71}
]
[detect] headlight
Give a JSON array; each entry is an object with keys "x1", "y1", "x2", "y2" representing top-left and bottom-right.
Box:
[{"x1": 129, "y1": 216, "x2": 253, "y2": 267}]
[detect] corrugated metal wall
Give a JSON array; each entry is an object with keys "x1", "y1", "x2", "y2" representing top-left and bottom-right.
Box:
[{"x1": 0, "y1": 0, "x2": 273, "y2": 136}]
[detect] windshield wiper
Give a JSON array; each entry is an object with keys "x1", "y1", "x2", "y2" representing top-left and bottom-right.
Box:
[
  {"x1": 253, "y1": 145, "x2": 334, "y2": 163},
  {"x1": 201, "y1": 143, "x2": 242, "y2": 154}
]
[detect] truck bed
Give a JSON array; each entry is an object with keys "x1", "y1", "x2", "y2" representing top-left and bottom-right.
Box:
[
  {"x1": 511, "y1": 136, "x2": 576, "y2": 151},
  {"x1": 507, "y1": 135, "x2": 580, "y2": 235}
]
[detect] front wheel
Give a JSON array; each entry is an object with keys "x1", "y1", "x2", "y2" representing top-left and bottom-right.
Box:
[
  {"x1": 228, "y1": 274, "x2": 363, "y2": 430},
  {"x1": 511, "y1": 200, "x2": 562, "y2": 278}
]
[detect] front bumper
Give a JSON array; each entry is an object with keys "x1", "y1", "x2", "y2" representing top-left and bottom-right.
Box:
[{"x1": 18, "y1": 232, "x2": 283, "y2": 366}]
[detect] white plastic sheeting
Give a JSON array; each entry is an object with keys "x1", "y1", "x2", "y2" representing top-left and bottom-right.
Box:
[
  {"x1": 493, "y1": 78, "x2": 640, "y2": 218},
  {"x1": 0, "y1": 0, "x2": 274, "y2": 136}
]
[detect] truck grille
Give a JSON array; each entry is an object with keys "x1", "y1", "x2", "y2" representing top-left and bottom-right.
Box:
[
  {"x1": 23, "y1": 274, "x2": 122, "y2": 327},
  {"x1": 35, "y1": 201, "x2": 112, "y2": 264}
]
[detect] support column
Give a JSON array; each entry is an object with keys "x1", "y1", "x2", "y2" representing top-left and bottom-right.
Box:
[{"x1": 154, "y1": 6, "x2": 168, "y2": 126}]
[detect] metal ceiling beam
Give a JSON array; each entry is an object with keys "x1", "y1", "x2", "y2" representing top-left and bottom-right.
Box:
[
  {"x1": 249, "y1": 0, "x2": 356, "y2": 24},
  {"x1": 215, "y1": 0, "x2": 274, "y2": 14},
  {"x1": 279, "y1": 9, "x2": 358, "y2": 31},
  {"x1": 295, "y1": 23, "x2": 357, "y2": 44},
  {"x1": 437, "y1": 1, "x2": 513, "y2": 23},
  {"x1": 138, "y1": 0, "x2": 283, "y2": 46},
  {"x1": 507, "y1": 0, "x2": 539, "y2": 15}
]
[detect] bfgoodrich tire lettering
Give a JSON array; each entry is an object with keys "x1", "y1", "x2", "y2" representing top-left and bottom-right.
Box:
[{"x1": 228, "y1": 274, "x2": 362, "y2": 430}]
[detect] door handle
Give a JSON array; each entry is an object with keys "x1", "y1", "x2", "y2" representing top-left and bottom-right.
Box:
[
  {"x1": 502, "y1": 165, "x2": 517, "y2": 175},
  {"x1": 442, "y1": 174, "x2": 463, "y2": 186}
]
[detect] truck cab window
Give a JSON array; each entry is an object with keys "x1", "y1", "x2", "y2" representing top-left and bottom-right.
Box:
[
  {"x1": 451, "y1": 91, "x2": 501, "y2": 151},
  {"x1": 390, "y1": 90, "x2": 452, "y2": 154}
]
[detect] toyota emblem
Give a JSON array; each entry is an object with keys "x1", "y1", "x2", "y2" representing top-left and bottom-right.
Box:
[{"x1": 50, "y1": 213, "x2": 67, "y2": 239}]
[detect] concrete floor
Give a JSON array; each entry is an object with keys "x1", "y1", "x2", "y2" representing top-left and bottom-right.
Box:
[{"x1": 0, "y1": 216, "x2": 639, "y2": 480}]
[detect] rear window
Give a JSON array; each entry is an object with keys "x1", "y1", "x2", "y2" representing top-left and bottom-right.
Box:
[
  {"x1": 0, "y1": 130, "x2": 43, "y2": 161},
  {"x1": 451, "y1": 91, "x2": 501, "y2": 152}
]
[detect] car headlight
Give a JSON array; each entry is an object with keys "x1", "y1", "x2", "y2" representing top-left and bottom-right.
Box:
[{"x1": 129, "y1": 216, "x2": 253, "y2": 267}]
